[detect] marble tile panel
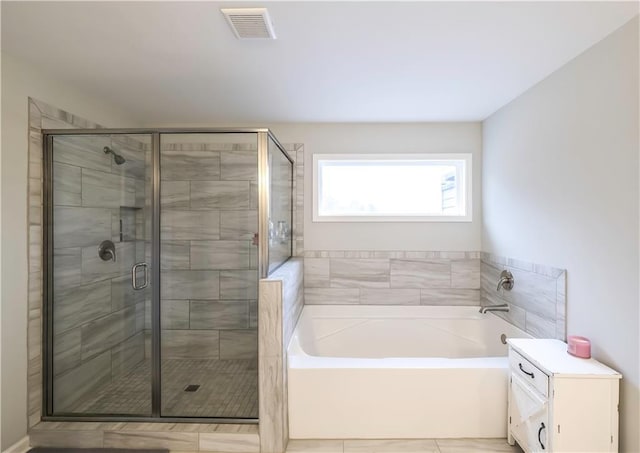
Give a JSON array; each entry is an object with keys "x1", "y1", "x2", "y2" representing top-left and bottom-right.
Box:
[
  {"x1": 343, "y1": 439, "x2": 438, "y2": 452},
  {"x1": 304, "y1": 288, "x2": 360, "y2": 305},
  {"x1": 259, "y1": 355, "x2": 285, "y2": 453},
  {"x1": 161, "y1": 241, "x2": 190, "y2": 270},
  {"x1": 161, "y1": 210, "x2": 220, "y2": 241},
  {"x1": 109, "y1": 140, "x2": 148, "y2": 180},
  {"x1": 220, "y1": 150, "x2": 258, "y2": 181},
  {"x1": 161, "y1": 330, "x2": 219, "y2": 359},
  {"x1": 199, "y1": 432, "x2": 260, "y2": 452},
  {"x1": 190, "y1": 300, "x2": 249, "y2": 329},
  {"x1": 53, "y1": 206, "x2": 111, "y2": 248},
  {"x1": 80, "y1": 305, "x2": 138, "y2": 360},
  {"x1": 29, "y1": 225, "x2": 42, "y2": 273},
  {"x1": 286, "y1": 440, "x2": 344, "y2": 453},
  {"x1": 161, "y1": 150, "x2": 220, "y2": 181},
  {"x1": 161, "y1": 300, "x2": 190, "y2": 329},
  {"x1": 191, "y1": 240, "x2": 250, "y2": 270},
  {"x1": 52, "y1": 135, "x2": 112, "y2": 173},
  {"x1": 52, "y1": 327, "x2": 81, "y2": 376},
  {"x1": 29, "y1": 430, "x2": 104, "y2": 448},
  {"x1": 249, "y1": 299, "x2": 258, "y2": 328},
  {"x1": 451, "y1": 259, "x2": 481, "y2": 289},
  {"x1": 29, "y1": 177, "x2": 43, "y2": 226},
  {"x1": 525, "y1": 311, "x2": 556, "y2": 338},
  {"x1": 220, "y1": 210, "x2": 258, "y2": 240},
  {"x1": 420, "y1": 288, "x2": 480, "y2": 305},
  {"x1": 250, "y1": 182, "x2": 258, "y2": 209},
  {"x1": 103, "y1": 431, "x2": 198, "y2": 450},
  {"x1": 54, "y1": 279, "x2": 111, "y2": 332},
  {"x1": 111, "y1": 331, "x2": 145, "y2": 378},
  {"x1": 330, "y1": 259, "x2": 390, "y2": 288},
  {"x1": 220, "y1": 270, "x2": 258, "y2": 299},
  {"x1": 161, "y1": 181, "x2": 190, "y2": 209},
  {"x1": 360, "y1": 288, "x2": 421, "y2": 305},
  {"x1": 219, "y1": 330, "x2": 258, "y2": 359},
  {"x1": 82, "y1": 168, "x2": 137, "y2": 208},
  {"x1": 160, "y1": 270, "x2": 220, "y2": 300},
  {"x1": 53, "y1": 162, "x2": 81, "y2": 206},
  {"x1": 191, "y1": 181, "x2": 251, "y2": 210},
  {"x1": 304, "y1": 258, "x2": 330, "y2": 288},
  {"x1": 80, "y1": 241, "x2": 136, "y2": 284},
  {"x1": 390, "y1": 259, "x2": 450, "y2": 288},
  {"x1": 503, "y1": 267, "x2": 557, "y2": 321},
  {"x1": 53, "y1": 350, "x2": 111, "y2": 412},
  {"x1": 111, "y1": 274, "x2": 145, "y2": 311}
]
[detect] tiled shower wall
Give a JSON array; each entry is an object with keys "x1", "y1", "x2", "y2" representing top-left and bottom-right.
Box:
[
  {"x1": 481, "y1": 252, "x2": 566, "y2": 340},
  {"x1": 158, "y1": 140, "x2": 259, "y2": 361},
  {"x1": 51, "y1": 134, "x2": 150, "y2": 411},
  {"x1": 303, "y1": 251, "x2": 481, "y2": 305}
]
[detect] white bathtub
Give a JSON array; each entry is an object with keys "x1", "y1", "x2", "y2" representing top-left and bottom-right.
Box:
[{"x1": 287, "y1": 305, "x2": 531, "y2": 439}]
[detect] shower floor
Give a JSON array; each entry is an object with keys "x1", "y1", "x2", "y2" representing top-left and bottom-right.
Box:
[{"x1": 68, "y1": 358, "x2": 258, "y2": 418}]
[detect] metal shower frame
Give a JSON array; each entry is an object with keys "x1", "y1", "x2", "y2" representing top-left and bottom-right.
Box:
[{"x1": 41, "y1": 128, "x2": 294, "y2": 423}]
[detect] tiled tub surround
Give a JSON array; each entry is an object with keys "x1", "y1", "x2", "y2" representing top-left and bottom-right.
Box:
[
  {"x1": 51, "y1": 134, "x2": 151, "y2": 413},
  {"x1": 480, "y1": 253, "x2": 566, "y2": 340},
  {"x1": 303, "y1": 251, "x2": 480, "y2": 306},
  {"x1": 259, "y1": 259, "x2": 304, "y2": 453}
]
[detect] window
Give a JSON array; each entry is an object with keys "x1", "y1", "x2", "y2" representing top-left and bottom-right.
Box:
[{"x1": 313, "y1": 153, "x2": 472, "y2": 222}]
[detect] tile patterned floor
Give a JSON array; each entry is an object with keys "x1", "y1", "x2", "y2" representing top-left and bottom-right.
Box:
[
  {"x1": 69, "y1": 359, "x2": 258, "y2": 418},
  {"x1": 286, "y1": 439, "x2": 524, "y2": 453}
]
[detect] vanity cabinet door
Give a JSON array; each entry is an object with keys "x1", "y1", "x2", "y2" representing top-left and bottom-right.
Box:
[{"x1": 510, "y1": 374, "x2": 549, "y2": 452}]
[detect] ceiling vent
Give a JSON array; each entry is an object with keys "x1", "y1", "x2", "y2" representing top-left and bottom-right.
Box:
[{"x1": 221, "y1": 8, "x2": 276, "y2": 40}]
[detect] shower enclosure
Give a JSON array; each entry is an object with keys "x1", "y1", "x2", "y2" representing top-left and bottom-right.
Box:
[{"x1": 42, "y1": 129, "x2": 293, "y2": 422}]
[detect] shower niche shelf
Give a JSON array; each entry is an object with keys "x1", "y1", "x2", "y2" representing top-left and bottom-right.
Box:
[{"x1": 118, "y1": 205, "x2": 143, "y2": 243}]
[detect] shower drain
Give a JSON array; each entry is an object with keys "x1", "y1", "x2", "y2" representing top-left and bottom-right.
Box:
[{"x1": 184, "y1": 384, "x2": 200, "y2": 392}]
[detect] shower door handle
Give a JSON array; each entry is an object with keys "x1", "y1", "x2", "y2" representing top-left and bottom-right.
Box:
[{"x1": 131, "y1": 262, "x2": 149, "y2": 290}]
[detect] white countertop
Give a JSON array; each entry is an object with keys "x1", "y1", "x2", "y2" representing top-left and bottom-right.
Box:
[{"x1": 507, "y1": 338, "x2": 621, "y2": 378}]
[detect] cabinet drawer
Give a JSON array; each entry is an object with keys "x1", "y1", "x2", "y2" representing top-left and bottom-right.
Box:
[{"x1": 510, "y1": 350, "x2": 549, "y2": 398}]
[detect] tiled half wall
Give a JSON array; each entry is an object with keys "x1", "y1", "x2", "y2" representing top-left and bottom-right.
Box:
[
  {"x1": 303, "y1": 251, "x2": 481, "y2": 306},
  {"x1": 481, "y1": 252, "x2": 567, "y2": 340}
]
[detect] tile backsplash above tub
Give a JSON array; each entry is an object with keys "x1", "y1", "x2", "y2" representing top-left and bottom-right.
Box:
[
  {"x1": 303, "y1": 251, "x2": 481, "y2": 306},
  {"x1": 481, "y1": 252, "x2": 566, "y2": 340}
]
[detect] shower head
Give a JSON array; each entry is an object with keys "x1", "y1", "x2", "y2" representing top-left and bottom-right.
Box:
[{"x1": 103, "y1": 146, "x2": 126, "y2": 165}]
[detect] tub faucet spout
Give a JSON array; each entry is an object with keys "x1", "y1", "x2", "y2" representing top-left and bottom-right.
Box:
[{"x1": 479, "y1": 304, "x2": 509, "y2": 314}]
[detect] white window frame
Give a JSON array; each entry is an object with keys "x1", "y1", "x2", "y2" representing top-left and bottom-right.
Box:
[{"x1": 312, "y1": 153, "x2": 472, "y2": 222}]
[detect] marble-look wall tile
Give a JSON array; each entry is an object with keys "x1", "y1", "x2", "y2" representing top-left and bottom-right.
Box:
[
  {"x1": 30, "y1": 430, "x2": 104, "y2": 448},
  {"x1": 160, "y1": 270, "x2": 219, "y2": 300},
  {"x1": 53, "y1": 350, "x2": 111, "y2": 412},
  {"x1": 53, "y1": 206, "x2": 111, "y2": 248},
  {"x1": 161, "y1": 210, "x2": 220, "y2": 241},
  {"x1": 330, "y1": 259, "x2": 390, "y2": 288},
  {"x1": 80, "y1": 305, "x2": 139, "y2": 360},
  {"x1": 53, "y1": 135, "x2": 112, "y2": 173},
  {"x1": 80, "y1": 241, "x2": 136, "y2": 284},
  {"x1": 160, "y1": 150, "x2": 220, "y2": 181},
  {"x1": 199, "y1": 432, "x2": 260, "y2": 452},
  {"x1": 111, "y1": 274, "x2": 145, "y2": 311},
  {"x1": 53, "y1": 328, "x2": 82, "y2": 376},
  {"x1": 451, "y1": 259, "x2": 481, "y2": 289},
  {"x1": 161, "y1": 181, "x2": 190, "y2": 209},
  {"x1": 160, "y1": 241, "x2": 190, "y2": 270},
  {"x1": 54, "y1": 280, "x2": 111, "y2": 332},
  {"x1": 161, "y1": 300, "x2": 190, "y2": 329},
  {"x1": 220, "y1": 210, "x2": 258, "y2": 240},
  {"x1": 190, "y1": 300, "x2": 249, "y2": 330},
  {"x1": 480, "y1": 255, "x2": 566, "y2": 340},
  {"x1": 304, "y1": 288, "x2": 360, "y2": 305},
  {"x1": 104, "y1": 431, "x2": 198, "y2": 450},
  {"x1": 220, "y1": 270, "x2": 258, "y2": 300},
  {"x1": 360, "y1": 288, "x2": 421, "y2": 305},
  {"x1": 390, "y1": 259, "x2": 450, "y2": 288},
  {"x1": 52, "y1": 247, "x2": 82, "y2": 291},
  {"x1": 191, "y1": 240, "x2": 250, "y2": 270},
  {"x1": 191, "y1": 181, "x2": 250, "y2": 210},
  {"x1": 420, "y1": 288, "x2": 480, "y2": 305},
  {"x1": 219, "y1": 330, "x2": 257, "y2": 359},
  {"x1": 219, "y1": 150, "x2": 257, "y2": 181},
  {"x1": 53, "y1": 162, "x2": 81, "y2": 206},
  {"x1": 259, "y1": 355, "x2": 285, "y2": 453},
  {"x1": 303, "y1": 258, "x2": 330, "y2": 287},
  {"x1": 161, "y1": 330, "x2": 219, "y2": 359},
  {"x1": 81, "y1": 168, "x2": 137, "y2": 208}
]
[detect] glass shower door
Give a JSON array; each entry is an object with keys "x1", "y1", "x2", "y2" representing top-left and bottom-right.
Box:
[
  {"x1": 159, "y1": 133, "x2": 259, "y2": 418},
  {"x1": 48, "y1": 134, "x2": 153, "y2": 416}
]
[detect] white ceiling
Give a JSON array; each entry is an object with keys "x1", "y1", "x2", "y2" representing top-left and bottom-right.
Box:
[{"x1": 2, "y1": 1, "x2": 638, "y2": 123}]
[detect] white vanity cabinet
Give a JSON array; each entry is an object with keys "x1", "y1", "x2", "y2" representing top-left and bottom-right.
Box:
[{"x1": 507, "y1": 339, "x2": 621, "y2": 453}]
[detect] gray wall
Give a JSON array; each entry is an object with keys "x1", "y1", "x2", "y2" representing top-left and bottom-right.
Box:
[{"x1": 482, "y1": 17, "x2": 639, "y2": 451}]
